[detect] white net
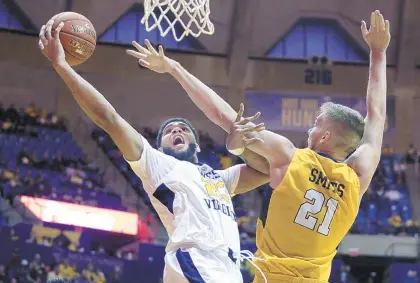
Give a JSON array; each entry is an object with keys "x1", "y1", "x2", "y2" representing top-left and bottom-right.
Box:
[{"x1": 141, "y1": 0, "x2": 214, "y2": 42}]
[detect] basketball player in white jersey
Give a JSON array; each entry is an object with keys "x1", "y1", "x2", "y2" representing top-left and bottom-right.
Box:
[{"x1": 39, "y1": 19, "x2": 270, "y2": 283}]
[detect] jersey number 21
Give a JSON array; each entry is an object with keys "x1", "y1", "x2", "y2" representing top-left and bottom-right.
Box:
[{"x1": 294, "y1": 189, "x2": 338, "y2": 236}]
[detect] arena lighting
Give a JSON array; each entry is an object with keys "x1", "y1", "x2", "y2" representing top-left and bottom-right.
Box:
[{"x1": 20, "y1": 196, "x2": 138, "y2": 235}]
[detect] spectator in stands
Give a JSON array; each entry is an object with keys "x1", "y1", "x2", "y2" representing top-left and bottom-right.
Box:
[
  {"x1": 62, "y1": 189, "x2": 72, "y2": 203},
  {"x1": 9, "y1": 228, "x2": 19, "y2": 241},
  {"x1": 110, "y1": 265, "x2": 122, "y2": 283},
  {"x1": 385, "y1": 187, "x2": 402, "y2": 202},
  {"x1": 0, "y1": 264, "x2": 8, "y2": 283},
  {"x1": 405, "y1": 270, "x2": 419, "y2": 283},
  {"x1": 47, "y1": 265, "x2": 62, "y2": 281},
  {"x1": 58, "y1": 259, "x2": 76, "y2": 280},
  {"x1": 28, "y1": 253, "x2": 47, "y2": 282},
  {"x1": 382, "y1": 144, "x2": 393, "y2": 155},
  {"x1": 74, "y1": 188, "x2": 84, "y2": 205},
  {"x1": 219, "y1": 151, "x2": 232, "y2": 169},
  {"x1": 340, "y1": 265, "x2": 350, "y2": 283},
  {"x1": 406, "y1": 144, "x2": 418, "y2": 164},
  {"x1": 83, "y1": 263, "x2": 98, "y2": 282},
  {"x1": 73, "y1": 270, "x2": 91, "y2": 283},
  {"x1": 50, "y1": 187, "x2": 58, "y2": 199},
  {"x1": 388, "y1": 212, "x2": 403, "y2": 235}
]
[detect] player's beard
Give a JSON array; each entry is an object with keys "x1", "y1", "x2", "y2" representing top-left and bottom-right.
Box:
[{"x1": 162, "y1": 143, "x2": 197, "y2": 163}]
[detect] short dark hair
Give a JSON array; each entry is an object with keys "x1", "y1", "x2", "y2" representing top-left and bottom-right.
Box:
[{"x1": 156, "y1": 117, "x2": 199, "y2": 148}]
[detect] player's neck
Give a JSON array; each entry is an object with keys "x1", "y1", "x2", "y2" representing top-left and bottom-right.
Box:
[{"x1": 315, "y1": 149, "x2": 345, "y2": 162}]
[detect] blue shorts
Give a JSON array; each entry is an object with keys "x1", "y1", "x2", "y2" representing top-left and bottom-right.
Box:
[{"x1": 163, "y1": 247, "x2": 243, "y2": 283}]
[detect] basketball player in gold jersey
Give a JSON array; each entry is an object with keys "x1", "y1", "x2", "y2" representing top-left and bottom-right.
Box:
[{"x1": 127, "y1": 10, "x2": 389, "y2": 283}]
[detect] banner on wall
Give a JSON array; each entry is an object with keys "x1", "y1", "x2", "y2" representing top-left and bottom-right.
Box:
[
  {"x1": 245, "y1": 92, "x2": 395, "y2": 133},
  {"x1": 20, "y1": 196, "x2": 139, "y2": 235}
]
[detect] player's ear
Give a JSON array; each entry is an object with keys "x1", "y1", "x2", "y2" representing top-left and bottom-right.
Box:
[
  {"x1": 195, "y1": 143, "x2": 201, "y2": 153},
  {"x1": 321, "y1": 131, "x2": 331, "y2": 143}
]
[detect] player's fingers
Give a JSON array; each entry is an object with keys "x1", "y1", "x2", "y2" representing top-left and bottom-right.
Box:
[
  {"x1": 132, "y1": 41, "x2": 149, "y2": 54},
  {"x1": 237, "y1": 112, "x2": 261, "y2": 126},
  {"x1": 158, "y1": 45, "x2": 165, "y2": 58},
  {"x1": 385, "y1": 20, "x2": 390, "y2": 34},
  {"x1": 54, "y1": 22, "x2": 64, "y2": 40},
  {"x1": 243, "y1": 137, "x2": 264, "y2": 146},
  {"x1": 126, "y1": 49, "x2": 147, "y2": 60},
  {"x1": 45, "y1": 19, "x2": 53, "y2": 40},
  {"x1": 243, "y1": 112, "x2": 261, "y2": 124},
  {"x1": 234, "y1": 103, "x2": 244, "y2": 123},
  {"x1": 378, "y1": 12, "x2": 385, "y2": 31},
  {"x1": 138, "y1": 59, "x2": 151, "y2": 68},
  {"x1": 145, "y1": 39, "x2": 158, "y2": 55},
  {"x1": 38, "y1": 40, "x2": 44, "y2": 51},
  {"x1": 361, "y1": 21, "x2": 368, "y2": 37},
  {"x1": 39, "y1": 25, "x2": 48, "y2": 46},
  {"x1": 238, "y1": 123, "x2": 265, "y2": 134},
  {"x1": 374, "y1": 10, "x2": 380, "y2": 32},
  {"x1": 370, "y1": 12, "x2": 376, "y2": 31}
]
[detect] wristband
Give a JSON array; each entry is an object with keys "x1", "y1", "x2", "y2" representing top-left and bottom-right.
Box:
[{"x1": 228, "y1": 147, "x2": 245, "y2": 156}]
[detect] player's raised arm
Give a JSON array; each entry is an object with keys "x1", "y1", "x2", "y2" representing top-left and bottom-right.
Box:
[
  {"x1": 126, "y1": 40, "x2": 295, "y2": 165},
  {"x1": 346, "y1": 11, "x2": 390, "y2": 194},
  {"x1": 39, "y1": 19, "x2": 143, "y2": 161}
]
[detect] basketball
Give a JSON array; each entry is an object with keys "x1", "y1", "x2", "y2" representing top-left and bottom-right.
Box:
[{"x1": 50, "y1": 12, "x2": 97, "y2": 66}]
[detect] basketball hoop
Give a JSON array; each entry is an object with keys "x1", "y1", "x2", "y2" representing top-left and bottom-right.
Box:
[{"x1": 141, "y1": 0, "x2": 215, "y2": 42}]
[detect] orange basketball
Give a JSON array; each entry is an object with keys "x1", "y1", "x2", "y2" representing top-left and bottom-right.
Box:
[{"x1": 50, "y1": 12, "x2": 97, "y2": 66}]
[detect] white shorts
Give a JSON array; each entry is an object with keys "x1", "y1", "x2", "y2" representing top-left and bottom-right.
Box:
[{"x1": 163, "y1": 247, "x2": 243, "y2": 283}]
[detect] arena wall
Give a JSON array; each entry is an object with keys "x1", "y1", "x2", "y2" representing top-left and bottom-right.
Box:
[{"x1": 0, "y1": 31, "x2": 401, "y2": 146}]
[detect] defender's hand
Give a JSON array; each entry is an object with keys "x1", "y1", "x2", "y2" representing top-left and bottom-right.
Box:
[
  {"x1": 361, "y1": 10, "x2": 390, "y2": 52},
  {"x1": 226, "y1": 103, "x2": 265, "y2": 153},
  {"x1": 38, "y1": 19, "x2": 66, "y2": 66},
  {"x1": 126, "y1": 40, "x2": 174, "y2": 73}
]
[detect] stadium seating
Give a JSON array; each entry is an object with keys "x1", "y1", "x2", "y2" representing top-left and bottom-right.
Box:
[
  {"x1": 353, "y1": 154, "x2": 416, "y2": 235},
  {"x1": 0, "y1": 104, "x2": 127, "y2": 211}
]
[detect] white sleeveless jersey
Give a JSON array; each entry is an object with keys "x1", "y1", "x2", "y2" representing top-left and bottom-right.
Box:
[{"x1": 127, "y1": 137, "x2": 241, "y2": 255}]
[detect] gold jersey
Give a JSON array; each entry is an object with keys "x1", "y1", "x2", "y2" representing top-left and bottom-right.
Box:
[{"x1": 254, "y1": 149, "x2": 360, "y2": 283}]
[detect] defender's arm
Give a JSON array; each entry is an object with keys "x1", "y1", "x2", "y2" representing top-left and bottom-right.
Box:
[
  {"x1": 169, "y1": 62, "x2": 295, "y2": 165},
  {"x1": 346, "y1": 12, "x2": 390, "y2": 195},
  {"x1": 346, "y1": 50, "x2": 387, "y2": 194}
]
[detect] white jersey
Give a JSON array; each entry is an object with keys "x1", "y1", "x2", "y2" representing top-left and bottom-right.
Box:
[{"x1": 127, "y1": 137, "x2": 241, "y2": 255}]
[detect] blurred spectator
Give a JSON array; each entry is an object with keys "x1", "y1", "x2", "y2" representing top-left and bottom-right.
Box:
[
  {"x1": 73, "y1": 270, "x2": 91, "y2": 283},
  {"x1": 28, "y1": 253, "x2": 47, "y2": 282},
  {"x1": 9, "y1": 228, "x2": 19, "y2": 241},
  {"x1": 406, "y1": 144, "x2": 418, "y2": 164},
  {"x1": 388, "y1": 213, "x2": 403, "y2": 235},
  {"x1": 0, "y1": 264, "x2": 8, "y2": 283},
  {"x1": 74, "y1": 188, "x2": 84, "y2": 205},
  {"x1": 405, "y1": 270, "x2": 419, "y2": 283},
  {"x1": 58, "y1": 259, "x2": 77, "y2": 280},
  {"x1": 110, "y1": 265, "x2": 122, "y2": 283},
  {"x1": 47, "y1": 265, "x2": 62, "y2": 281},
  {"x1": 219, "y1": 152, "x2": 233, "y2": 169},
  {"x1": 340, "y1": 265, "x2": 350, "y2": 283},
  {"x1": 382, "y1": 144, "x2": 393, "y2": 155}
]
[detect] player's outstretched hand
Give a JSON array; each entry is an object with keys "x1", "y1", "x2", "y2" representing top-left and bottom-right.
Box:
[
  {"x1": 38, "y1": 19, "x2": 66, "y2": 66},
  {"x1": 126, "y1": 40, "x2": 173, "y2": 73},
  {"x1": 226, "y1": 103, "x2": 265, "y2": 153},
  {"x1": 361, "y1": 10, "x2": 390, "y2": 52}
]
